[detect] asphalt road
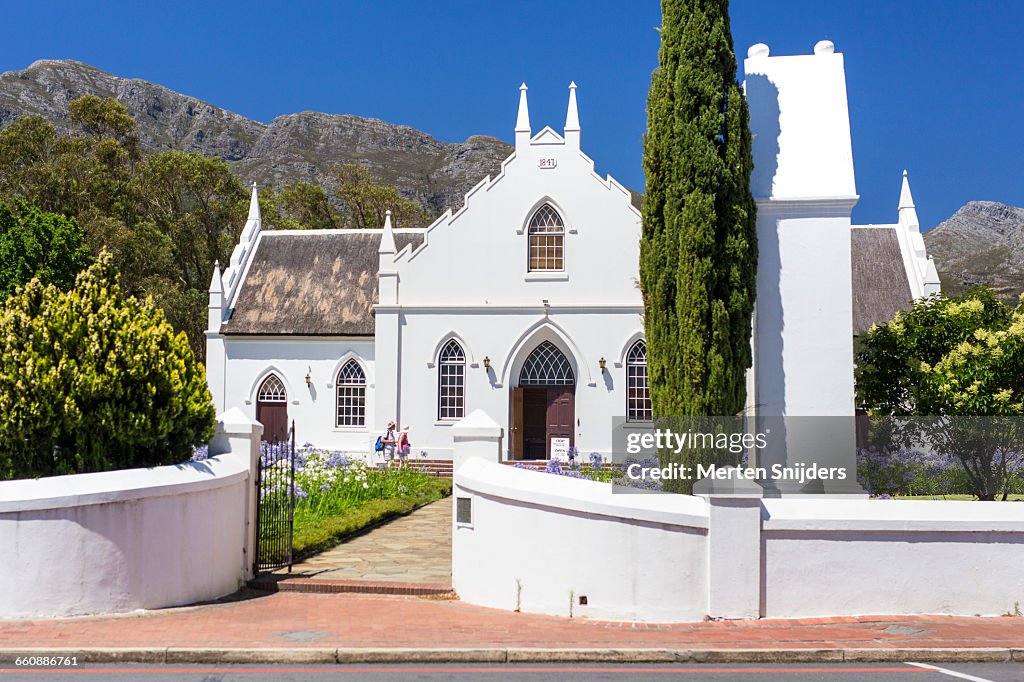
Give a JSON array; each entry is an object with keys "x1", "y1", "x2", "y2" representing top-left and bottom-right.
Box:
[{"x1": 1, "y1": 663, "x2": 1024, "y2": 681}]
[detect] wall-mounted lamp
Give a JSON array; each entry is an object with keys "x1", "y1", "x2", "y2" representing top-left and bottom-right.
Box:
[
  {"x1": 599, "y1": 357, "x2": 607, "y2": 371},
  {"x1": 483, "y1": 356, "x2": 491, "y2": 369},
  {"x1": 305, "y1": 368, "x2": 312, "y2": 386}
]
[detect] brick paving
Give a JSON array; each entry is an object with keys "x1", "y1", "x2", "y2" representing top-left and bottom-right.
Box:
[
  {"x1": 278, "y1": 497, "x2": 452, "y2": 587},
  {"x1": 1, "y1": 591, "x2": 1023, "y2": 651}
]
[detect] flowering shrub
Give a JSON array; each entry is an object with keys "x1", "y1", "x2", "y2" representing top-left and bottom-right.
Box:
[
  {"x1": 209, "y1": 441, "x2": 441, "y2": 526},
  {"x1": 530, "y1": 452, "x2": 619, "y2": 484},
  {"x1": 0, "y1": 254, "x2": 214, "y2": 480},
  {"x1": 857, "y1": 447, "x2": 1024, "y2": 498},
  {"x1": 612, "y1": 456, "x2": 665, "y2": 491}
]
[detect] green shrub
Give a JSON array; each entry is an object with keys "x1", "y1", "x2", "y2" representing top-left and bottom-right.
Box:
[{"x1": 0, "y1": 253, "x2": 215, "y2": 479}]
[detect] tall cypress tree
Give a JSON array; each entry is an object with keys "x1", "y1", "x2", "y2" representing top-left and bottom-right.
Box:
[{"x1": 640, "y1": 0, "x2": 757, "y2": 419}]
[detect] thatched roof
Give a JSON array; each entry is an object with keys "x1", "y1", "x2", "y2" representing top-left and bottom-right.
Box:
[
  {"x1": 851, "y1": 227, "x2": 913, "y2": 336},
  {"x1": 224, "y1": 231, "x2": 423, "y2": 336}
]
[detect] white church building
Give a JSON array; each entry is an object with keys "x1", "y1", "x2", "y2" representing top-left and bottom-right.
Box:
[{"x1": 205, "y1": 40, "x2": 940, "y2": 461}]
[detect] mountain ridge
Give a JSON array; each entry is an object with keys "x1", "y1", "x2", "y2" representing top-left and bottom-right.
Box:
[
  {"x1": 0, "y1": 59, "x2": 513, "y2": 216},
  {"x1": 923, "y1": 200, "x2": 1024, "y2": 300}
]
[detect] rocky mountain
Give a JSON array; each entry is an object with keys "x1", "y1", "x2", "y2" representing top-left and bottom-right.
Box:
[
  {"x1": 924, "y1": 201, "x2": 1024, "y2": 301},
  {"x1": 0, "y1": 59, "x2": 513, "y2": 217}
]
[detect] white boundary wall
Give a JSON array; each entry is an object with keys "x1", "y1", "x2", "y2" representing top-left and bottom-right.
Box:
[
  {"x1": 453, "y1": 458, "x2": 709, "y2": 622},
  {"x1": 453, "y1": 458, "x2": 1024, "y2": 623},
  {"x1": 761, "y1": 498, "x2": 1024, "y2": 619},
  {"x1": 0, "y1": 408, "x2": 261, "y2": 619}
]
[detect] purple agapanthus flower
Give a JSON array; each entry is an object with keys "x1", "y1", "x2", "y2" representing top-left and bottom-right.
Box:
[{"x1": 326, "y1": 452, "x2": 350, "y2": 468}]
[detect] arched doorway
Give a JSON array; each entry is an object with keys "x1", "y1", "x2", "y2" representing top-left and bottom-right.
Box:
[
  {"x1": 256, "y1": 374, "x2": 289, "y2": 443},
  {"x1": 510, "y1": 341, "x2": 575, "y2": 459}
]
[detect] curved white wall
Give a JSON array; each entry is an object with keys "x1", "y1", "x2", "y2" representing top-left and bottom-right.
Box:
[
  {"x1": 0, "y1": 452, "x2": 250, "y2": 619},
  {"x1": 453, "y1": 459, "x2": 1024, "y2": 623},
  {"x1": 453, "y1": 459, "x2": 709, "y2": 623}
]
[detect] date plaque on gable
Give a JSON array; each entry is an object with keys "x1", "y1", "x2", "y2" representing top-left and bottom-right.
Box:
[{"x1": 538, "y1": 158, "x2": 557, "y2": 169}]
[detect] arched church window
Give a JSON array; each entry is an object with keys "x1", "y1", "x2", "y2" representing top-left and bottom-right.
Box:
[
  {"x1": 520, "y1": 341, "x2": 575, "y2": 386},
  {"x1": 528, "y1": 204, "x2": 564, "y2": 271},
  {"x1": 257, "y1": 374, "x2": 287, "y2": 402},
  {"x1": 437, "y1": 339, "x2": 466, "y2": 420},
  {"x1": 626, "y1": 339, "x2": 652, "y2": 422},
  {"x1": 336, "y1": 360, "x2": 366, "y2": 428}
]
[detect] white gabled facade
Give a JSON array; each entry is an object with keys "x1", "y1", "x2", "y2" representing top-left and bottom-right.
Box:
[
  {"x1": 207, "y1": 83, "x2": 645, "y2": 460},
  {"x1": 379, "y1": 82, "x2": 642, "y2": 459}
]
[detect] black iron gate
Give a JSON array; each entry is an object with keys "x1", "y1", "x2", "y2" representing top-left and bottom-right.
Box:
[{"x1": 255, "y1": 420, "x2": 296, "y2": 574}]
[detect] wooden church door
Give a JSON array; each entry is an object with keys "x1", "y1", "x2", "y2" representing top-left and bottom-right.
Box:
[
  {"x1": 256, "y1": 374, "x2": 289, "y2": 443},
  {"x1": 546, "y1": 386, "x2": 575, "y2": 453}
]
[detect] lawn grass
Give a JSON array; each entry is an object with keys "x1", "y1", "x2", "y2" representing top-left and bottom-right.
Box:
[
  {"x1": 895, "y1": 493, "x2": 1024, "y2": 501},
  {"x1": 291, "y1": 476, "x2": 451, "y2": 560}
]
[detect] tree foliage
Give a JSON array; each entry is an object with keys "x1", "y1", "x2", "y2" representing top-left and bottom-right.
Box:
[
  {"x1": 262, "y1": 181, "x2": 340, "y2": 230},
  {"x1": 640, "y1": 0, "x2": 757, "y2": 421},
  {"x1": 0, "y1": 254, "x2": 215, "y2": 480},
  {"x1": 334, "y1": 163, "x2": 430, "y2": 229},
  {"x1": 260, "y1": 165, "x2": 429, "y2": 230},
  {"x1": 856, "y1": 288, "x2": 1024, "y2": 499},
  {"x1": 68, "y1": 94, "x2": 141, "y2": 160},
  {"x1": 0, "y1": 97, "x2": 434, "y2": 358},
  {"x1": 856, "y1": 288, "x2": 1021, "y2": 415},
  {"x1": 0, "y1": 99, "x2": 246, "y2": 359},
  {"x1": 0, "y1": 199, "x2": 92, "y2": 297}
]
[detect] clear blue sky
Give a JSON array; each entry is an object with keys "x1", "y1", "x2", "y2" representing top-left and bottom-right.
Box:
[{"x1": 1, "y1": 1, "x2": 1020, "y2": 230}]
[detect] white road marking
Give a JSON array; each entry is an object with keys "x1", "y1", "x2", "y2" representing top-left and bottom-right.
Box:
[{"x1": 906, "y1": 661, "x2": 997, "y2": 682}]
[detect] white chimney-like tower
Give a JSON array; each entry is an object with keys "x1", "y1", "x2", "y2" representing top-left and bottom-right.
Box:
[{"x1": 745, "y1": 40, "x2": 863, "y2": 495}]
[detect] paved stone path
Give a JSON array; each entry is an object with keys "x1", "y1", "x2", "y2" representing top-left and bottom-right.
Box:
[{"x1": 281, "y1": 497, "x2": 452, "y2": 586}]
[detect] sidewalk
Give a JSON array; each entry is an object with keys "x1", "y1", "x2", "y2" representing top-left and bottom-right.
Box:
[{"x1": 2, "y1": 590, "x2": 1024, "y2": 663}]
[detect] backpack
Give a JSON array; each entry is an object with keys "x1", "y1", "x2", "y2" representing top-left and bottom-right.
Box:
[{"x1": 374, "y1": 435, "x2": 384, "y2": 452}]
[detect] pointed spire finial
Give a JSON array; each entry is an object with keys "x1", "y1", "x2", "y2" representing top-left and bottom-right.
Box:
[
  {"x1": 899, "y1": 169, "x2": 915, "y2": 210},
  {"x1": 565, "y1": 81, "x2": 580, "y2": 133},
  {"x1": 248, "y1": 182, "x2": 261, "y2": 223},
  {"x1": 515, "y1": 82, "x2": 531, "y2": 134},
  {"x1": 209, "y1": 259, "x2": 223, "y2": 295},
  {"x1": 379, "y1": 209, "x2": 396, "y2": 255}
]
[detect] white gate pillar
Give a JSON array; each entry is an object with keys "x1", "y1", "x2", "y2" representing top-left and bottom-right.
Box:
[
  {"x1": 452, "y1": 410, "x2": 503, "y2": 475},
  {"x1": 210, "y1": 407, "x2": 264, "y2": 581},
  {"x1": 694, "y1": 476, "x2": 763, "y2": 620}
]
